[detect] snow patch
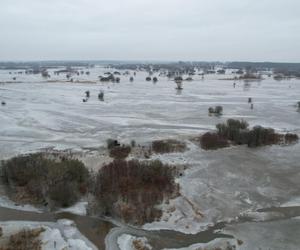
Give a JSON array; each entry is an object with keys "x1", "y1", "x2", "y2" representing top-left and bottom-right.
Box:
[{"x1": 58, "y1": 201, "x2": 88, "y2": 216}]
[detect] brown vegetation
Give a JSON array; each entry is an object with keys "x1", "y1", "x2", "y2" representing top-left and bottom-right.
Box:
[
  {"x1": 199, "y1": 119, "x2": 298, "y2": 150},
  {"x1": 109, "y1": 145, "x2": 131, "y2": 159},
  {"x1": 239, "y1": 73, "x2": 262, "y2": 80},
  {"x1": 132, "y1": 239, "x2": 151, "y2": 250},
  {"x1": 2, "y1": 153, "x2": 90, "y2": 208},
  {"x1": 284, "y1": 133, "x2": 299, "y2": 144},
  {"x1": 94, "y1": 160, "x2": 178, "y2": 225},
  {"x1": 0, "y1": 228, "x2": 44, "y2": 250},
  {"x1": 152, "y1": 139, "x2": 187, "y2": 154},
  {"x1": 200, "y1": 132, "x2": 229, "y2": 150}
]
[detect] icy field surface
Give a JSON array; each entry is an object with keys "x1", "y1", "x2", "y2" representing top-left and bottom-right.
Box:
[
  {"x1": 0, "y1": 67, "x2": 299, "y2": 157},
  {"x1": 0, "y1": 67, "x2": 300, "y2": 249}
]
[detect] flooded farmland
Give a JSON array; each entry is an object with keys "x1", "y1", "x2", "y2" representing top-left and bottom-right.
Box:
[{"x1": 0, "y1": 66, "x2": 300, "y2": 250}]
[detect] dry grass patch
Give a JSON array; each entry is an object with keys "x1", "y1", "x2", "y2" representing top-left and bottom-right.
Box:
[
  {"x1": 152, "y1": 139, "x2": 187, "y2": 154},
  {"x1": 200, "y1": 132, "x2": 229, "y2": 150},
  {"x1": 0, "y1": 228, "x2": 44, "y2": 250},
  {"x1": 109, "y1": 145, "x2": 131, "y2": 159}
]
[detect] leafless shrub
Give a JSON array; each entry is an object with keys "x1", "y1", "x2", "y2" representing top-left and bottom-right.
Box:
[
  {"x1": 152, "y1": 139, "x2": 187, "y2": 154},
  {"x1": 109, "y1": 145, "x2": 131, "y2": 159},
  {"x1": 0, "y1": 228, "x2": 45, "y2": 250},
  {"x1": 94, "y1": 160, "x2": 178, "y2": 224},
  {"x1": 200, "y1": 132, "x2": 229, "y2": 150}
]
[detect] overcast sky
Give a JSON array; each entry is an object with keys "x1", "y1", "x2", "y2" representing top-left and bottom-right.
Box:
[{"x1": 0, "y1": 0, "x2": 299, "y2": 62}]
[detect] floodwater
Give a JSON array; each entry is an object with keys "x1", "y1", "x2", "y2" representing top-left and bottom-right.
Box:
[
  {"x1": 0, "y1": 206, "x2": 232, "y2": 249},
  {"x1": 0, "y1": 67, "x2": 299, "y2": 157},
  {"x1": 0, "y1": 66, "x2": 300, "y2": 249},
  {"x1": 1, "y1": 205, "x2": 300, "y2": 249}
]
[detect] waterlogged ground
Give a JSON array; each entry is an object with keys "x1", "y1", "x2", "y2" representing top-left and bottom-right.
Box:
[{"x1": 0, "y1": 66, "x2": 300, "y2": 249}]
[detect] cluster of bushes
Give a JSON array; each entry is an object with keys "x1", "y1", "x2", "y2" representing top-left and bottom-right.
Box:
[
  {"x1": 200, "y1": 119, "x2": 298, "y2": 150},
  {"x1": 152, "y1": 139, "x2": 187, "y2": 154},
  {"x1": 216, "y1": 119, "x2": 249, "y2": 143},
  {"x1": 109, "y1": 145, "x2": 131, "y2": 159},
  {"x1": 1, "y1": 153, "x2": 90, "y2": 208},
  {"x1": 94, "y1": 159, "x2": 178, "y2": 225},
  {"x1": 106, "y1": 139, "x2": 132, "y2": 159},
  {"x1": 0, "y1": 228, "x2": 44, "y2": 250},
  {"x1": 208, "y1": 106, "x2": 223, "y2": 115},
  {"x1": 239, "y1": 73, "x2": 262, "y2": 80},
  {"x1": 200, "y1": 132, "x2": 229, "y2": 150},
  {"x1": 285, "y1": 133, "x2": 299, "y2": 144}
]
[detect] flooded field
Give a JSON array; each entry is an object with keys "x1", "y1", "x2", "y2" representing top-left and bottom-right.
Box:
[{"x1": 0, "y1": 66, "x2": 300, "y2": 249}]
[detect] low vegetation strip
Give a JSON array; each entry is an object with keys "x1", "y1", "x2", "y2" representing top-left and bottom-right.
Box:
[
  {"x1": 200, "y1": 119, "x2": 298, "y2": 150},
  {"x1": 152, "y1": 139, "x2": 187, "y2": 154}
]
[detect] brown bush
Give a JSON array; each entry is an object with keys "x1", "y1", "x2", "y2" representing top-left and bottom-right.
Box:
[
  {"x1": 152, "y1": 139, "x2": 187, "y2": 154},
  {"x1": 214, "y1": 119, "x2": 298, "y2": 148},
  {"x1": 246, "y1": 126, "x2": 287, "y2": 147},
  {"x1": 284, "y1": 133, "x2": 299, "y2": 144},
  {"x1": 200, "y1": 132, "x2": 229, "y2": 150},
  {"x1": 0, "y1": 228, "x2": 44, "y2": 250},
  {"x1": 1, "y1": 153, "x2": 90, "y2": 208},
  {"x1": 94, "y1": 160, "x2": 178, "y2": 225},
  {"x1": 109, "y1": 145, "x2": 131, "y2": 159},
  {"x1": 132, "y1": 239, "x2": 151, "y2": 250}
]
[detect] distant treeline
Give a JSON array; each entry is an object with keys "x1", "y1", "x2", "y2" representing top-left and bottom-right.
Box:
[
  {"x1": 1, "y1": 60, "x2": 300, "y2": 72},
  {"x1": 226, "y1": 61, "x2": 300, "y2": 71},
  {"x1": 0, "y1": 61, "x2": 94, "y2": 70}
]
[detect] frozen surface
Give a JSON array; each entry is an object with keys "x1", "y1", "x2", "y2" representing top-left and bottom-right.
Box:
[
  {"x1": 224, "y1": 217, "x2": 300, "y2": 250},
  {"x1": 162, "y1": 238, "x2": 238, "y2": 250},
  {"x1": 1, "y1": 68, "x2": 299, "y2": 158},
  {"x1": 0, "y1": 67, "x2": 300, "y2": 249},
  {"x1": 58, "y1": 201, "x2": 88, "y2": 216}
]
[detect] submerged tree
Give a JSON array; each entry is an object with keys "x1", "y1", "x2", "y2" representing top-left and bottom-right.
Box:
[
  {"x1": 174, "y1": 76, "x2": 183, "y2": 90},
  {"x1": 208, "y1": 106, "x2": 223, "y2": 116},
  {"x1": 98, "y1": 91, "x2": 104, "y2": 101}
]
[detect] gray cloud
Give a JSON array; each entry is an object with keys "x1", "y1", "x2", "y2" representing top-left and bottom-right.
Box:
[{"x1": 0, "y1": 0, "x2": 299, "y2": 61}]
